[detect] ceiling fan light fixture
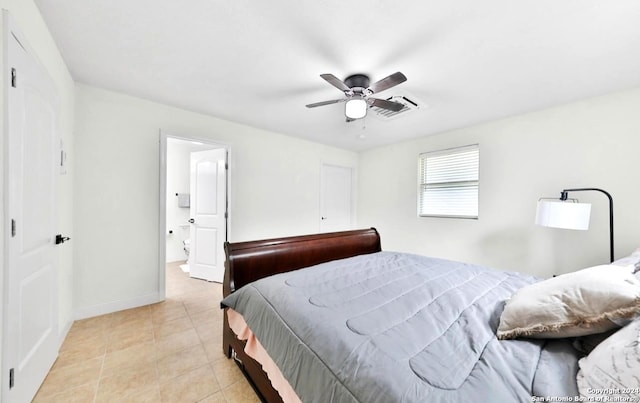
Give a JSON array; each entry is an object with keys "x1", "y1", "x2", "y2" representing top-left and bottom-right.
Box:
[
  {"x1": 345, "y1": 98, "x2": 367, "y2": 119},
  {"x1": 307, "y1": 72, "x2": 407, "y2": 120}
]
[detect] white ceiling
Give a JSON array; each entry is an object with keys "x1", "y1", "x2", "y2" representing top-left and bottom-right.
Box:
[{"x1": 34, "y1": 0, "x2": 640, "y2": 151}]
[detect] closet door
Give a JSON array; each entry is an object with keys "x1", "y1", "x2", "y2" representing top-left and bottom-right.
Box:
[
  {"x1": 3, "y1": 14, "x2": 60, "y2": 402},
  {"x1": 320, "y1": 164, "x2": 354, "y2": 233}
]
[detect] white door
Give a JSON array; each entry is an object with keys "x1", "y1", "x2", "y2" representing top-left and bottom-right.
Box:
[
  {"x1": 3, "y1": 15, "x2": 60, "y2": 403},
  {"x1": 189, "y1": 149, "x2": 227, "y2": 282},
  {"x1": 320, "y1": 164, "x2": 353, "y2": 233}
]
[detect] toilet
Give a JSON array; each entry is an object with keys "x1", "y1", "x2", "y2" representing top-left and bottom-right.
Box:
[
  {"x1": 179, "y1": 239, "x2": 191, "y2": 273},
  {"x1": 183, "y1": 238, "x2": 190, "y2": 257}
]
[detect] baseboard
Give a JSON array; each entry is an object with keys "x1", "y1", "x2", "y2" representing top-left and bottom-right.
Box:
[
  {"x1": 57, "y1": 319, "x2": 74, "y2": 350},
  {"x1": 73, "y1": 292, "x2": 163, "y2": 321}
]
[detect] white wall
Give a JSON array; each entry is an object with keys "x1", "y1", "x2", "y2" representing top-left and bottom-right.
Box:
[
  {"x1": 358, "y1": 86, "x2": 640, "y2": 278},
  {"x1": 0, "y1": 0, "x2": 75, "y2": 398},
  {"x1": 73, "y1": 84, "x2": 358, "y2": 318}
]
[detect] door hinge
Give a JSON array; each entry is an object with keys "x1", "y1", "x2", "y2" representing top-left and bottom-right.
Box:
[
  {"x1": 9, "y1": 368, "x2": 14, "y2": 389},
  {"x1": 11, "y1": 68, "x2": 16, "y2": 88},
  {"x1": 11, "y1": 219, "x2": 16, "y2": 237}
]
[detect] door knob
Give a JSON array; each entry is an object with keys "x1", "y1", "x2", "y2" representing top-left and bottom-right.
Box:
[
  {"x1": 321, "y1": 217, "x2": 327, "y2": 220},
  {"x1": 55, "y1": 234, "x2": 70, "y2": 245},
  {"x1": 188, "y1": 218, "x2": 195, "y2": 224}
]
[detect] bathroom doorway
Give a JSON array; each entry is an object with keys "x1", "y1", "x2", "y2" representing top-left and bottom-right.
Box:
[{"x1": 159, "y1": 132, "x2": 229, "y2": 298}]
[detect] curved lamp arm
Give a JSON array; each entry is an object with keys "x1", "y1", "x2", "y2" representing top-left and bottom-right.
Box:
[{"x1": 560, "y1": 188, "x2": 614, "y2": 263}]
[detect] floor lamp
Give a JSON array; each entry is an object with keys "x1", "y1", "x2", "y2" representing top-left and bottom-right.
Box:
[{"x1": 535, "y1": 188, "x2": 614, "y2": 263}]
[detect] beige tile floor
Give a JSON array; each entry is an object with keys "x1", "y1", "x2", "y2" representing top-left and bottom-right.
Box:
[{"x1": 33, "y1": 261, "x2": 260, "y2": 403}]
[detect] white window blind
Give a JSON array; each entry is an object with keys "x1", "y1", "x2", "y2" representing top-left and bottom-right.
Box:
[{"x1": 418, "y1": 144, "x2": 479, "y2": 218}]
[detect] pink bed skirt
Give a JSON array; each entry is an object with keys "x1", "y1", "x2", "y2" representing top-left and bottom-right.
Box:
[{"x1": 227, "y1": 308, "x2": 302, "y2": 403}]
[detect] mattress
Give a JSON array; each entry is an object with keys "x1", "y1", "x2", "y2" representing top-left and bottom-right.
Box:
[{"x1": 221, "y1": 251, "x2": 580, "y2": 402}]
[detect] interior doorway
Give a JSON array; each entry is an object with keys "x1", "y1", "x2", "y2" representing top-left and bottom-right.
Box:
[{"x1": 159, "y1": 133, "x2": 229, "y2": 298}]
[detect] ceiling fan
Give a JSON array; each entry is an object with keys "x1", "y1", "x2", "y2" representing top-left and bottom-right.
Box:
[{"x1": 306, "y1": 72, "x2": 407, "y2": 120}]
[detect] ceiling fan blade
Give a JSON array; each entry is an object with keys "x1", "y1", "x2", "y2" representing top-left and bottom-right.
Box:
[
  {"x1": 320, "y1": 74, "x2": 351, "y2": 92},
  {"x1": 368, "y1": 98, "x2": 405, "y2": 112},
  {"x1": 367, "y1": 72, "x2": 407, "y2": 93},
  {"x1": 306, "y1": 98, "x2": 347, "y2": 108}
]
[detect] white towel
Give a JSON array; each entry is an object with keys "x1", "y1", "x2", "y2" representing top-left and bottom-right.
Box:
[{"x1": 177, "y1": 193, "x2": 190, "y2": 208}]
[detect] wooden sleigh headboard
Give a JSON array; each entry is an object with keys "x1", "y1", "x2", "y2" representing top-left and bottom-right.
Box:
[{"x1": 223, "y1": 228, "x2": 381, "y2": 297}]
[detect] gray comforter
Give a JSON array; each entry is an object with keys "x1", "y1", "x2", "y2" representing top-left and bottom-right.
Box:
[{"x1": 221, "y1": 252, "x2": 580, "y2": 403}]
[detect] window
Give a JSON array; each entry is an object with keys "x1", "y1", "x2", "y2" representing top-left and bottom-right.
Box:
[{"x1": 418, "y1": 144, "x2": 479, "y2": 218}]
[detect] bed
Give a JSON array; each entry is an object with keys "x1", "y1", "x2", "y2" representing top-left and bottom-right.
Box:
[
  {"x1": 220, "y1": 228, "x2": 639, "y2": 402},
  {"x1": 221, "y1": 228, "x2": 384, "y2": 402}
]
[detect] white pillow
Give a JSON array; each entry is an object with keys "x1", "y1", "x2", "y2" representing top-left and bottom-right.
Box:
[
  {"x1": 577, "y1": 318, "x2": 640, "y2": 399},
  {"x1": 612, "y1": 247, "x2": 640, "y2": 281},
  {"x1": 497, "y1": 264, "x2": 640, "y2": 339}
]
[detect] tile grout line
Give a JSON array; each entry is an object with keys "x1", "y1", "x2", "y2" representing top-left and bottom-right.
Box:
[
  {"x1": 151, "y1": 306, "x2": 163, "y2": 402},
  {"x1": 92, "y1": 342, "x2": 106, "y2": 403}
]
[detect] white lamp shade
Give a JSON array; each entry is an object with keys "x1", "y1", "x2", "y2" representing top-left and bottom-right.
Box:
[
  {"x1": 535, "y1": 200, "x2": 591, "y2": 230},
  {"x1": 345, "y1": 98, "x2": 367, "y2": 119}
]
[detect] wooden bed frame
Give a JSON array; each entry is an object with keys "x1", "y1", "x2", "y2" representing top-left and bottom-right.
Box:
[{"x1": 221, "y1": 228, "x2": 382, "y2": 402}]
